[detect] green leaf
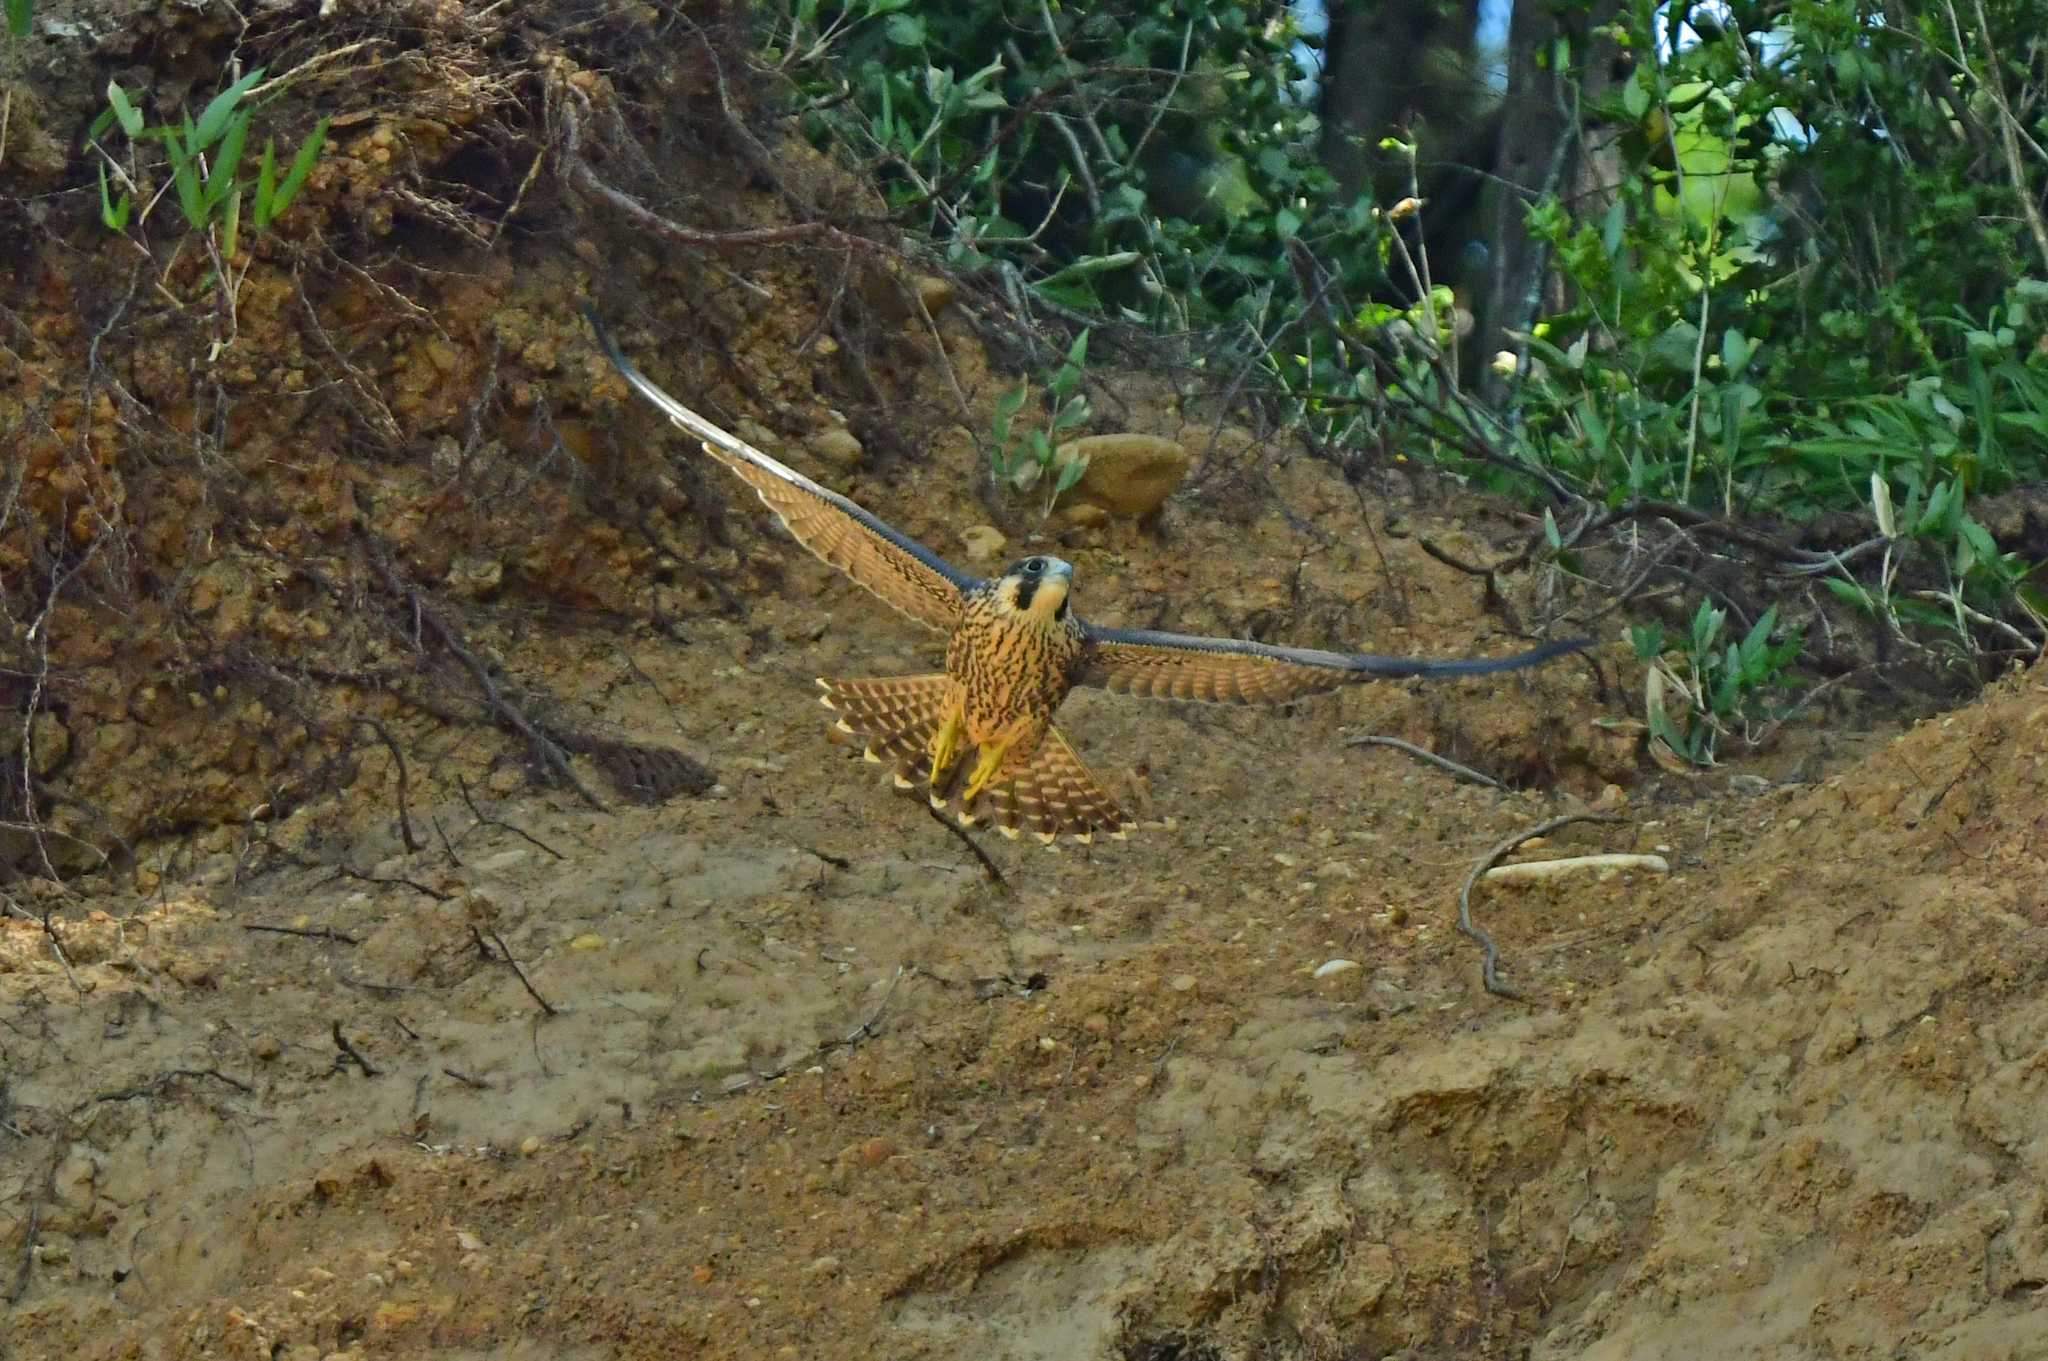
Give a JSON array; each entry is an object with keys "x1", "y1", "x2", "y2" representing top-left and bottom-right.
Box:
[
  {"x1": 106, "y1": 80, "x2": 144, "y2": 138},
  {"x1": 1542, "y1": 507, "x2": 1562, "y2": 549},
  {"x1": 269, "y1": 117, "x2": 330, "y2": 220},
  {"x1": 5, "y1": 0, "x2": 31, "y2": 39},
  {"x1": 883, "y1": 13, "x2": 925, "y2": 46},
  {"x1": 1738, "y1": 606, "x2": 1778, "y2": 666},
  {"x1": 1824, "y1": 578, "x2": 1875, "y2": 613},
  {"x1": 1622, "y1": 73, "x2": 1651, "y2": 121},
  {"x1": 1054, "y1": 454, "x2": 1089, "y2": 495},
  {"x1": 254, "y1": 136, "x2": 279, "y2": 229},
  {"x1": 1629, "y1": 623, "x2": 1665, "y2": 661},
  {"x1": 192, "y1": 67, "x2": 265, "y2": 151},
  {"x1": 96, "y1": 162, "x2": 132, "y2": 232},
  {"x1": 165, "y1": 126, "x2": 207, "y2": 229},
  {"x1": 1690, "y1": 599, "x2": 1722, "y2": 655},
  {"x1": 220, "y1": 184, "x2": 242, "y2": 259},
  {"x1": 1720, "y1": 328, "x2": 1753, "y2": 377},
  {"x1": 1957, "y1": 517, "x2": 1999, "y2": 577},
  {"x1": 206, "y1": 109, "x2": 250, "y2": 212}
]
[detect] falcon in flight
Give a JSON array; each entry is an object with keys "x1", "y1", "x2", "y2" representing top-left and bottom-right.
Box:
[{"x1": 588, "y1": 310, "x2": 1584, "y2": 845}]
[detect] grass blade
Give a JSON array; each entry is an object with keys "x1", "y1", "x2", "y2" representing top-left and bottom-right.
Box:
[{"x1": 192, "y1": 66, "x2": 264, "y2": 150}]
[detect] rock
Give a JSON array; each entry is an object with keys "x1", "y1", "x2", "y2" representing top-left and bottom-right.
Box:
[
  {"x1": 808, "y1": 1255, "x2": 842, "y2": 1275},
  {"x1": 809, "y1": 428, "x2": 865, "y2": 468},
  {"x1": 1052, "y1": 434, "x2": 1191, "y2": 518},
  {"x1": 251, "y1": 1033, "x2": 283, "y2": 1061},
  {"x1": 447, "y1": 555, "x2": 504, "y2": 601},
  {"x1": 519, "y1": 1135, "x2": 541, "y2": 1157},
  {"x1": 915, "y1": 276, "x2": 956, "y2": 317},
  {"x1": 958, "y1": 525, "x2": 1007, "y2": 563},
  {"x1": 567, "y1": 933, "x2": 607, "y2": 951},
  {"x1": 1330, "y1": 1242, "x2": 1398, "y2": 1318},
  {"x1": 854, "y1": 1137, "x2": 895, "y2": 1167},
  {"x1": 1312, "y1": 958, "x2": 1361, "y2": 979},
  {"x1": 1055, "y1": 503, "x2": 1111, "y2": 532},
  {"x1": 1168, "y1": 973, "x2": 1198, "y2": 993}
]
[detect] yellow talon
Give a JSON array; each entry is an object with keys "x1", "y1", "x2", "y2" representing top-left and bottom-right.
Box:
[
  {"x1": 960, "y1": 740, "x2": 1010, "y2": 805},
  {"x1": 928, "y1": 709, "x2": 965, "y2": 789}
]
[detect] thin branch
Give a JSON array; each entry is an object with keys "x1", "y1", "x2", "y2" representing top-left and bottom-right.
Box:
[
  {"x1": 242, "y1": 923, "x2": 362, "y2": 945},
  {"x1": 1345, "y1": 735, "x2": 1507, "y2": 790},
  {"x1": 331, "y1": 1020, "x2": 379, "y2": 1076},
  {"x1": 924, "y1": 800, "x2": 1005, "y2": 888},
  {"x1": 472, "y1": 925, "x2": 559, "y2": 1017}
]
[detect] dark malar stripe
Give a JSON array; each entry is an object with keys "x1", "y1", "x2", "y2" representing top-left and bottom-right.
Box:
[{"x1": 1013, "y1": 578, "x2": 1038, "y2": 613}]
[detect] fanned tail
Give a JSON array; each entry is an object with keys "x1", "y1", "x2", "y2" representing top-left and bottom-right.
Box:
[
  {"x1": 815, "y1": 675, "x2": 954, "y2": 790},
  {"x1": 959, "y1": 728, "x2": 1134, "y2": 845}
]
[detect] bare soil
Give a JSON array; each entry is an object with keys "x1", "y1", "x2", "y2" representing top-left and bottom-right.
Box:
[{"x1": 5, "y1": 5, "x2": 2048, "y2": 1360}]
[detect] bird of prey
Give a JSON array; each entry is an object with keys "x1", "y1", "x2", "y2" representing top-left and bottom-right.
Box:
[{"x1": 588, "y1": 310, "x2": 1584, "y2": 845}]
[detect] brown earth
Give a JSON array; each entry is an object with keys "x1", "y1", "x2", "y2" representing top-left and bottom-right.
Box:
[{"x1": 5, "y1": 5, "x2": 2048, "y2": 1361}]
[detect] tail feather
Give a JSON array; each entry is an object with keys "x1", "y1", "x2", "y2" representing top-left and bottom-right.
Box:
[
  {"x1": 961, "y1": 727, "x2": 1134, "y2": 845},
  {"x1": 816, "y1": 675, "x2": 953, "y2": 788}
]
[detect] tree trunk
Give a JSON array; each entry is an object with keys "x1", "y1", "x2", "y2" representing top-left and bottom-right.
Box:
[{"x1": 1480, "y1": 0, "x2": 1626, "y2": 400}]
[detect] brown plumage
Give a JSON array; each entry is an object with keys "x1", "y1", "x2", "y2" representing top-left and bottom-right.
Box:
[{"x1": 589, "y1": 309, "x2": 1588, "y2": 844}]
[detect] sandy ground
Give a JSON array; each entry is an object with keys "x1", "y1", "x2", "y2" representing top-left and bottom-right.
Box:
[
  {"x1": 9, "y1": 438, "x2": 2048, "y2": 1360},
  {"x1": 5, "y1": 4, "x2": 2048, "y2": 1358}
]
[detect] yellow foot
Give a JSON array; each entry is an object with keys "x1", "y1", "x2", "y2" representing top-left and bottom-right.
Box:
[
  {"x1": 960, "y1": 740, "x2": 1011, "y2": 806},
  {"x1": 927, "y1": 709, "x2": 966, "y2": 790}
]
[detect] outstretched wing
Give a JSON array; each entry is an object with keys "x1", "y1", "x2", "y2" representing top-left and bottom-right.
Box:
[
  {"x1": 588, "y1": 308, "x2": 980, "y2": 633},
  {"x1": 1074, "y1": 626, "x2": 1586, "y2": 706}
]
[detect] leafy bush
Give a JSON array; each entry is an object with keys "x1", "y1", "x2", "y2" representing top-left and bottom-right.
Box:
[
  {"x1": 772, "y1": 0, "x2": 1386, "y2": 334},
  {"x1": 89, "y1": 68, "x2": 329, "y2": 255}
]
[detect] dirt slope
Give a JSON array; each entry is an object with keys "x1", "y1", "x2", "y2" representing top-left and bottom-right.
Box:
[{"x1": 5, "y1": 4, "x2": 2048, "y2": 1360}]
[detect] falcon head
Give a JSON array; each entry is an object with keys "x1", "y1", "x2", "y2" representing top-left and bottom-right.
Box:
[{"x1": 995, "y1": 555, "x2": 1075, "y2": 622}]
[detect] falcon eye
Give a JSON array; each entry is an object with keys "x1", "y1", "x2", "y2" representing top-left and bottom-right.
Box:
[{"x1": 1023, "y1": 558, "x2": 1046, "y2": 575}]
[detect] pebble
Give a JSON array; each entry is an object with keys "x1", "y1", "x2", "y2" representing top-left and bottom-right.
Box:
[
  {"x1": 519, "y1": 1135, "x2": 542, "y2": 1157},
  {"x1": 915, "y1": 276, "x2": 956, "y2": 316},
  {"x1": 251, "y1": 1033, "x2": 283, "y2": 1061},
  {"x1": 1168, "y1": 974, "x2": 1197, "y2": 993},
  {"x1": 808, "y1": 1255, "x2": 841, "y2": 1275},
  {"x1": 809, "y1": 428, "x2": 865, "y2": 468},
  {"x1": 1313, "y1": 959, "x2": 1362, "y2": 979},
  {"x1": 959, "y1": 524, "x2": 1007, "y2": 563}
]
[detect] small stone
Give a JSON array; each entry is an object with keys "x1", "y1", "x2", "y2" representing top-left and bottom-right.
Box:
[
  {"x1": 808, "y1": 1255, "x2": 841, "y2": 1275},
  {"x1": 1313, "y1": 958, "x2": 1361, "y2": 979},
  {"x1": 448, "y1": 555, "x2": 504, "y2": 601},
  {"x1": 693, "y1": 1265, "x2": 716, "y2": 1285},
  {"x1": 455, "y1": 1230, "x2": 485, "y2": 1252},
  {"x1": 1168, "y1": 974, "x2": 1197, "y2": 993},
  {"x1": 1057, "y1": 503, "x2": 1112, "y2": 531},
  {"x1": 856, "y1": 1137, "x2": 895, "y2": 1167},
  {"x1": 251, "y1": 1033, "x2": 283, "y2": 1061},
  {"x1": 959, "y1": 524, "x2": 1007, "y2": 563},
  {"x1": 915, "y1": 276, "x2": 956, "y2": 316},
  {"x1": 519, "y1": 1135, "x2": 542, "y2": 1157},
  {"x1": 567, "y1": 933, "x2": 607, "y2": 951},
  {"x1": 809, "y1": 428, "x2": 865, "y2": 468}
]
